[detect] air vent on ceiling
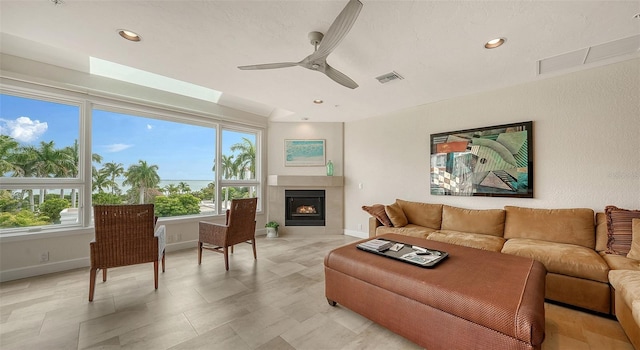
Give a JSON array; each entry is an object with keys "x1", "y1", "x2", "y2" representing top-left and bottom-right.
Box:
[
  {"x1": 537, "y1": 34, "x2": 640, "y2": 75},
  {"x1": 375, "y1": 71, "x2": 404, "y2": 84}
]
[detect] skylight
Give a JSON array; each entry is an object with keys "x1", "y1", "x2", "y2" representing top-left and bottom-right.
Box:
[{"x1": 89, "y1": 57, "x2": 222, "y2": 103}]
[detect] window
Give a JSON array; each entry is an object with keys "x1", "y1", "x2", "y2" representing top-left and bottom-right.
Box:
[
  {"x1": 218, "y1": 129, "x2": 259, "y2": 211},
  {"x1": 92, "y1": 107, "x2": 217, "y2": 216},
  {"x1": 1, "y1": 92, "x2": 84, "y2": 231},
  {"x1": 1, "y1": 87, "x2": 263, "y2": 234}
]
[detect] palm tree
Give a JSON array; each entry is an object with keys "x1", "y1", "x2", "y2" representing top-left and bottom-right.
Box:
[
  {"x1": 20, "y1": 141, "x2": 75, "y2": 205},
  {"x1": 123, "y1": 160, "x2": 160, "y2": 204},
  {"x1": 102, "y1": 162, "x2": 124, "y2": 194},
  {"x1": 92, "y1": 170, "x2": 110, "y2": 193},
  {"x1": 219, "y1": 155, "x2": 236, "y2": 180},
  {"x1": 64, "y1": 140, "x2": 103, "y2": 207},
  {"x1": 0, "y1": 135, "x2": 21, "y2": 176},
  {"x1": 219, "y1": 155, "x2": 236, "y2": 207},
  {"x1": 231, "y1": 137, "x2": 256, "y2": 180},
  {"x1": 177, "y1": 181, "x2": 191, "y2": 194},
  {"x1": 231, "y1": 137, "x2": 256, "y2": 197},
  {"x1": 163, "y1": 184, "x2": 179, "y2": 196}
]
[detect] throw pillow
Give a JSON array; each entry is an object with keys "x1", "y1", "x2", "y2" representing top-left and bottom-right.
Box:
[
  {"x1": 361, "y1": 204, "x2": 392, "y2": 227},
  {"x1": 606, "y1": 206, "x2": 640, "y2": 255},
  {"x1": 385, "y1": 202, "x2": 408, "y2": 227},
  {"x1": 627, "y1": 219, "x2": 640, "y2": 260}
]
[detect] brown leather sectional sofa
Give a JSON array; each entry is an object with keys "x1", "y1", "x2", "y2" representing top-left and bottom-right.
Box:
[{"x1": 366, "y1": 199, "x2": 640, "y2": 348}]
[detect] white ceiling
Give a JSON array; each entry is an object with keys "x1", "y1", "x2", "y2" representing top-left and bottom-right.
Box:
[{"x1": 1, "y1": 1, "x2": 639, "y2": 123}]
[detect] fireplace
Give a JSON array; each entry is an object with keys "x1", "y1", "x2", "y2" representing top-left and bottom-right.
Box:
[{"x1": 285, "y1": 190, "x2": 325, "y2": 226}]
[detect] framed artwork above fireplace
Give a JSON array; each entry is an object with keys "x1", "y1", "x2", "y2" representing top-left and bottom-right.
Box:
[{"x1": 284, "y1": 139, "x2": 326, "y2": 167}]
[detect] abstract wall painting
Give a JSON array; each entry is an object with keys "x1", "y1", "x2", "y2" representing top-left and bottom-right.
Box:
[
  {"x1": 284, "y1": 139, "x2": 326, "y2": 167},
  {"x1": 430, "y1": 121, "x2": 533, "y2": 198}
]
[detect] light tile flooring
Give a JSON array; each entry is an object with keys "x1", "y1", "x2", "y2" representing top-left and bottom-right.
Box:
[{"x1": 0, "y1": 234, "x2": 634, "y2": 349}]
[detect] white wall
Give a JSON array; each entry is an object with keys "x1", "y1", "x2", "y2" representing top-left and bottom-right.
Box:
[
  {"x1": 267, "y1": 122, "x2": 344, "y2": 177},
  {"x1": 344, "y1": 59, "x2": 640, "y2": 236}
]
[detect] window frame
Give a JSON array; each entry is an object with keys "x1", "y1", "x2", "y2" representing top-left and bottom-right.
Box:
[{"x1": 1, "y1": 83, "x2": 264, "y2": 238}]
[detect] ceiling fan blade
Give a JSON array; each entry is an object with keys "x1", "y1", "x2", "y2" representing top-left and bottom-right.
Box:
[
  {"x1": 310, "y1": 0, "x2": 363, "y2": 61},
  {"x1": 324, "y1": 64, "x2": 358, "y2": 89},
  {"x1": 238, "y1": 62, "x2": 298, "y2": 70}
]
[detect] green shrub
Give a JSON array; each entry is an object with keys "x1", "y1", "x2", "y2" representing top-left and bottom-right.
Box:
[
  {"x1": 154, "y1": 194, "x2": 201, "y2": 217},
  {"x1": 0, "y1": 210, "x2": 50, "y2": 228},
  {"x1": 39, "y1": 198, "x2": 69, "y2": 223}
]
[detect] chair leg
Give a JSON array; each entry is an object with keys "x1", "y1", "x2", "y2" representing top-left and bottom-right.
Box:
[
  {"x1": 198, "y1": 241, "x2": 203, "y2": 265},
  {"x1": 230, "y1": 245, "x2": 234, "y2": 254},
  {"x1": 89, "y1": 267, "x2": 97, "y2": 302},
  {"x1": 102, "y1": 268, "x2": 107, "y2": 282},
  {"x1": 154, "y1": 261, "x2": 159, "y2": 289},
  {"x1": 162, "y1": 251, "x2": 166, "y2": 272},
  {"x1": 223, "y1": 246, "x2": 229, "y2": 271},
  {"x1": 252, "y1": 239, "x2": 257, "y2": 260}
]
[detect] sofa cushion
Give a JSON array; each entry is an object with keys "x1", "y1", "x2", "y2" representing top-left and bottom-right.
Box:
[
  {"x1": 385, "y1": 202, "x2": 408, "y2": 227},
  {"x1": 376, "y1": 224, "x2": 436, "y2": 239},
  {"x1": 362, "y1": 204, "x2": 392, "y2": 227},
  {"x1": 502, "y1": 238, "x2": 609, "y2": 283},
  {"x1": 627, "y1": 219, "x2": 640, "y2": 260},
  {"x1": 441, "y1": 205, "x2": 505, "y2": 237},
  {"x1": 600, "y1": 251, "x2": 640, "y2": 271},
  {"x1": 609, "y1": 270, "x2": 640, "y2": 326},
  {"x1": 504, "y1": 206, "x2": 596, "y2": 249},
  {"x1": 427, "y1": 230, "x2": 506, "y2": 252},
  {"x1": 396, "y1": 199, "x2": 442, "y2": 229},
  {"x1": 595, "y1": 212, "x2": 609, "y2": 252},
  {"x1": 606, "y1": 206, "x2": 640, "y2": 256}
]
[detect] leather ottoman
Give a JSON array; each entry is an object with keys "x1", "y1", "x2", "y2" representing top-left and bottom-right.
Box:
[{"x1": 324, "y1": 233, "x2": 546, "y2": 350}]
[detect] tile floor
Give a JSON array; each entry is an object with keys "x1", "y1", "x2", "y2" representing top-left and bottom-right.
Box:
[{"x1": 0, "y1": 234, "x2": 634, "y2": 349}]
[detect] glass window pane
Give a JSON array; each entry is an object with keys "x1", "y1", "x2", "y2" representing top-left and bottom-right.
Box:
[
  {"x1": 0, "y1": 94, "x2": 80, "y2": 179},
  {"x1": 92, "y1": 108, "x2": 216, "y2": 218},
  {"x1": 219, "y1": 186, "x2": 257, "y2": 211},
  {"x1": 0, "y1": 188, "x2": 81, "y2": 229},
  {"x1": 221, "y1": 130, "x2": 256, "y2": 180}
]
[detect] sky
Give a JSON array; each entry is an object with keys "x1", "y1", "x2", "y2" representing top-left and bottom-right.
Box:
[{"x1": 1, "y1": 93, "x2": 253, "y2": 180}]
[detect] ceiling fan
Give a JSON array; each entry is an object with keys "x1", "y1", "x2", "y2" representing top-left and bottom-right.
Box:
[{"x1": 238, "y1": 0, "x2": 363, "y2": 89}]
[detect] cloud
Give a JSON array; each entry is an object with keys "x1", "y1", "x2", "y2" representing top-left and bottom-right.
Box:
[
  {"x1": 0, "y1": 116, "x2": 48, "y2": 142},
  {"x1": 104, "y1": 143, "x2": 133, "y2": 152},
  {"x1": 147, "y1": 124, "x2": 153, "y2": 130}
]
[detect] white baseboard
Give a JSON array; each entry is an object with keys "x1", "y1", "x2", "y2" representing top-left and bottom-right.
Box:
[
  {"x1": 0, "y1": 257, "x2": 90, "y2": 283},
  {"x1": 343, "y1": 229, "x2": 367, "y2": 239},
  {"x1": 0, "y1": 231, "x2": 334, "y2": 282}
]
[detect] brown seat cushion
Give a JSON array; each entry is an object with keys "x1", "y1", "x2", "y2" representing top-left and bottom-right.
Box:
[
  {"x1": 502, "y1": 238, "x2": 609, "y2": 283},
  {"x1": 376, "y1": 224, "x2": 437, "y2": 238},
  {"x1": 427, "y1": 230, "x2": 506, "y2": 252}
]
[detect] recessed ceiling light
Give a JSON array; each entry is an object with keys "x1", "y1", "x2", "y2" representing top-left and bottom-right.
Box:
[
  {"x1": 118, "y1": 29, "x2": 141, "y2": 42},
  {"x1": 313, "y1": 99, "x2": 323, "y2": 104},
  {"x1": 485, "y1": 37, "x2": 506, "y2": 49}
]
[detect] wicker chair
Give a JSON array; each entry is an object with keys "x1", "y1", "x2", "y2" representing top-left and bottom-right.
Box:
[
  {"x1": 198, "y1": 197, "x2": 258, "y2": 270},
  {"x1": 89, "y1": 204, "x2": 166, "y2": 302}
]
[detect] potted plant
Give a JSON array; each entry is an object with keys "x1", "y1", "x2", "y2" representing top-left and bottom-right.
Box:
[{"x1": 265, "y1": 221, "x2": 279, "y2": 238}]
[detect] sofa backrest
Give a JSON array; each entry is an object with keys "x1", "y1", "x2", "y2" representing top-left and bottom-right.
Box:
[
  {"x1": 441, "y1": 205, "x2": 505, "y2": 237},
  {"x1": 396, "y1": 199, "x2": 443, "y2": 229},
  {"x1": 595, "y1": 212, "x2": 608, "y2": 252},
  {"x1": 504, "y1": 206, "x2": 596, "y2": 249}
]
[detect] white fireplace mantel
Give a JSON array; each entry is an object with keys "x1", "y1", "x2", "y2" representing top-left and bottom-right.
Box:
[{"x1": 268, "y1": 175, "x2": 344, "y2": 187}]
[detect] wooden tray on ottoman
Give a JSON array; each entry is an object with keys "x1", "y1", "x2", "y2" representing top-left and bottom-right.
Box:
[{"x1": 324, "y1": 233, "x2": 546, "y2": 350}]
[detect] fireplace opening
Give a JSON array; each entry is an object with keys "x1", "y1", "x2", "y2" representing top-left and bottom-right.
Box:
[{"x1": 285, "y1": 190, "x2": 325, "y2": 226}]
